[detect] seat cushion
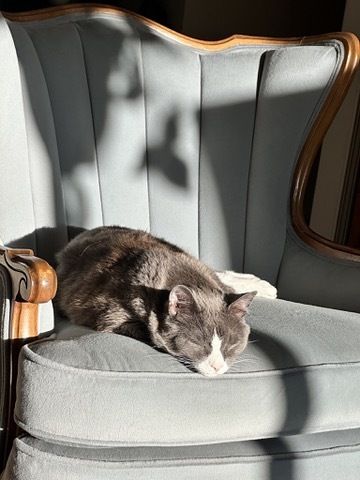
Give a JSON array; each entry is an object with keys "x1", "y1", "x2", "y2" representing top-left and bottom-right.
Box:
[
  {"x1": 4, "y1": 430, "x2": 360, "y2": 480},
  {"x1": 14, "y1": 297, "x2": 360, "y2": 447}
]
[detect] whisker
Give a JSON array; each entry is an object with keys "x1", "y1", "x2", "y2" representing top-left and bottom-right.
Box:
[
  {"x1": 238, "y1": 360, "x2": 257, "y2": 365},
  {"x1": 232, "y1": 358, "x2": 258, "y2": 365},
  {"x1": 240, "y1": 351, "x2": 258, "y2": 357},
  {"x1": 141, "y1": 353, "x2": 163, "y2": 358},
  {"x1": 236, "y1": 354, "x2": 257, "y2": 360}
]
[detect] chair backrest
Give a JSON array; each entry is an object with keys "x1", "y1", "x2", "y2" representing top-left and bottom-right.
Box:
[{"x1": 0, "y1": 5, "x2": 357, "y2": 284}]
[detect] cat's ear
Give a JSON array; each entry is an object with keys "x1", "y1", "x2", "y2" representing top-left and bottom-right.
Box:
[
  {"x1": 169, "y1": 285, "x2": 195, "y2": 316},
  {"x1": 225, "y1": 291, "x2": 257, "y2": 319}
]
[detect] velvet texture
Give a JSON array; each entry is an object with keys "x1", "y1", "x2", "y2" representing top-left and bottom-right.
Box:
[
  {"x1": 14, "y1": 298, "x2": 360, "y2": 447},
  {"x1": 1, "y1": 10, "x2": 360, "y2": 479},
  {"x1": 0, "y1": 13, "x2": 344, "y2": 286},
  {"x1": 4, "y1": 430, "x2": 360, "y2": 480}
]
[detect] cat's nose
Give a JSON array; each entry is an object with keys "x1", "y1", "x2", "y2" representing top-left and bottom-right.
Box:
[
  {"x1": 209, "y1": 359, "x2": 228, "y2": 373},
  {"x1": 196, "y1": 358, "x2": 229, "y2": 376},
  {"x1": 210, "y1": 360, "x2": 223, "y2": 371}
]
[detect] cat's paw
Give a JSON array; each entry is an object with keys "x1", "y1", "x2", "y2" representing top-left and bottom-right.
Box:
[{"x1": 216, "y1": 270, "x2": 277, "y2": 299}]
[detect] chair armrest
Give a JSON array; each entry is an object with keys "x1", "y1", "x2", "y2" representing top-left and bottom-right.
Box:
[
  {"x1": 0, "y1": 246, "x2": 57, "y2": 470},
  {"x1": 0, "y1": 246, "x2": 56, "y2": 303},
  {"x1": 277, "y1": 228, "x2": 360, "y2": 313},
  {"x1": 0, "y1": 246, "x2": 57, "y2": 338}
]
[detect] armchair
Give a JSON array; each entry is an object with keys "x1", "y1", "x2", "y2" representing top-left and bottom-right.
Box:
[{"x1": 1, "y1": 4, "x2": 360, "y2": 479}]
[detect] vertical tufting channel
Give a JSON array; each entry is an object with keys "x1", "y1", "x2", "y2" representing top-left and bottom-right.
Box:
[
  {"x1": 198, "y1": 47, "x2": 269, "y2": 271},
  {"x1": 8, "y1": 22, "x2": 68, "y2": 262},
  {"x1": 139, "y1": 25, "x2": 201, "y2": 257},
  {"x1": 76, "y1": 17, "x2": 150, "y2": 230},
  {"x1": 0, "y1": 16, "x2": 36, "y2": 251},
  {"x1": 27, "y1": 22, "x2": 103, "y2": 231},
  {"x1": 139, "y1": 26, "x2": 151, "y2": 233},
  {"x1": 244, "y1": 45, "x2": 340, "y2": 284}
]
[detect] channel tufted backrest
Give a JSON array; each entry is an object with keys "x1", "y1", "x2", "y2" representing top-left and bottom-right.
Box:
[{"x1": 0, "y1": 6, "x2": 356, "y2": 284}]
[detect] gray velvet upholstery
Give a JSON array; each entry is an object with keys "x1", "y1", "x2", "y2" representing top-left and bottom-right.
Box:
[
  {"x1": 14, "y1": 298, "x2": 360, "y2": 447},
  {"x1": 278, "y1": 227, "x2": 360, "y2": 312},
  {"x1": 4, "y1": 430, "x2": 360, "y2": 480},
  {"x1": 1, "y1": 8, "x2": 360, "y2": 479},
  {"x1": 0, "y1": 12, "x2": 344, "y2": 286}
]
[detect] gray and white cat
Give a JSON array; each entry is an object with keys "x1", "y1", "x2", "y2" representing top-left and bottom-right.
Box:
[{"x1": 56, "y1": 226, "x2": 256, "y2": 377}]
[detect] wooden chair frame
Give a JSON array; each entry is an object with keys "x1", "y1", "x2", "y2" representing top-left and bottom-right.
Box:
[
  {"x1": 0, "y1": 247, "x2": 56, "y2": 468},
  {"x1": 0, "y1": 2, "x2": 359, "y2": 471}
]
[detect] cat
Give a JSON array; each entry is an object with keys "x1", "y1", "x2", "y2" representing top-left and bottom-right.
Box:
[{"x1": 56, "y1": 226, "x2": 256, "y2": 377}]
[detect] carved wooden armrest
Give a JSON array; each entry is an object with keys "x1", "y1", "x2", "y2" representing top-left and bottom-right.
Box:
[
  {"x1": 0, "y1": 246, "x2": 57, "y2": 469},
  {"x1": 0, "y1": 246, "x2": 57, "y2": 339}
]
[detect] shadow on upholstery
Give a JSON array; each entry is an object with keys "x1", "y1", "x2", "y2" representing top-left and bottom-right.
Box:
[
  {"x1": 252, "y1": 329, "x2": 311, "y2": 479},
  {"x1": 3, "y1": 9, "x2": 345, "y2": 478},
  {"x1": 8, "y1": 226, "x2": 311, "y2": 480}
]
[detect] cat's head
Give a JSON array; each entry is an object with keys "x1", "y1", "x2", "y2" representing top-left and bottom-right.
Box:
[{"x1": 149, "y1": 286, "x2": 256, "y2": 377}]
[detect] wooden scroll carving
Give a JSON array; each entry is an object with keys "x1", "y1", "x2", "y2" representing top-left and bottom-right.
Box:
[{"x1": 0, "y1": 246, "x2": 57, "y2": 339}]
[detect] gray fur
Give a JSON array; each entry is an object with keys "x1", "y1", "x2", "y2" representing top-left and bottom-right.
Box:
[{"x1": 56, "y1": 227, "x2": 255, "y2": 373}]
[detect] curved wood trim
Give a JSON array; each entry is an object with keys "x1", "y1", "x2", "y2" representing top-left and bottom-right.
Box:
[
  {"x1": 2, "y1": 3, "x2": 360, "y2": 260},
  {"x1": 0, "y1": 247, "x2": 57, "y2": 304},
  {"x1": 0, "y1": 3, "x2": 320, "y2": 49},
  {"x1": 292, "y1": 33, "x2": 360, "y2": 262}
]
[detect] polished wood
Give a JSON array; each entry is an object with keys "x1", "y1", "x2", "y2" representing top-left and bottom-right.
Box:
[
  {"x1": 292, "y1": 33, "x2": 360, "y2": 261},
  {"x1": 0, "y1": 247, "x2": 56, "y2": 340},
  {"x1": 3, "y1": 3, "x2": 360, "y2": 261},
  {"x1": 3, "y1": 4, "x2": 303, "y2": 48},
  {"x1": 0, "y1": 3, "x2": 345, "y2": 49},
  {"x1": 0, "y1": 247, "x2": 56, "y2": 466},
  {"x1": 0, "y1": 247, "x2": 57, "y2": 304},
  {"x1": 11, "y1": 302, "x2": 39, "y2": 340}
]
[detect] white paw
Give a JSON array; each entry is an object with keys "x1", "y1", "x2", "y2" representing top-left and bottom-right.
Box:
[{"x1": 216, "y1": 270, "x2": 277, "y2": 299}]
